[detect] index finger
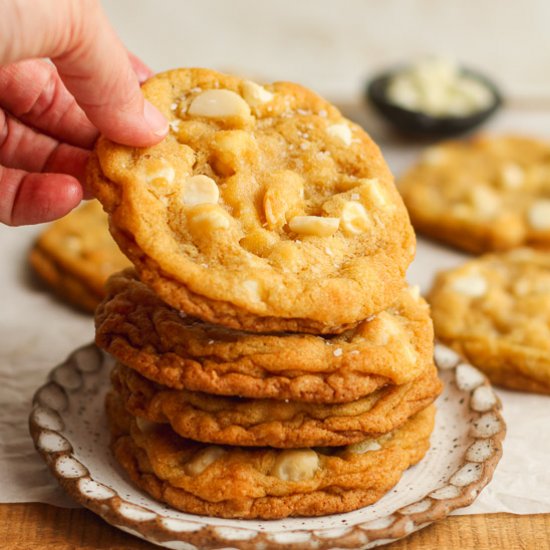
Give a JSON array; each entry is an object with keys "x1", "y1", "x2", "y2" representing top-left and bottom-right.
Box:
[{"x1": 0, "y1": 0, "x2": 167, "y2": 147}]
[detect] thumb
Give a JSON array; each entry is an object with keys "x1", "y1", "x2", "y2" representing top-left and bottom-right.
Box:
[{"x1": 0, "y1": 0, "x2": 167, "y2": 147}]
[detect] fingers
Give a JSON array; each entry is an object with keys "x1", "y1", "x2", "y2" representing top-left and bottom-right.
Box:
[
  {"x1": 0, "y1": 167, "x2": 82, "y2": 226},
  {"x1": 52, "y1": 1, "x2": 168, "y2": 146},
  {"x1": 0, "y1": 107, "x2": 90, "y2": 184},
  {"x1": 0, "y1": 0, "x2": 167, "y2": 147},
  {"x1": 127, "y1": 52, "x2": 154, "y2": 84},
  {"x1": 0, "y1": 54, "x2": 155, "y2": 149},
  {"x1": 0, "y1": 60, "x2": 98, "y2": 149}
]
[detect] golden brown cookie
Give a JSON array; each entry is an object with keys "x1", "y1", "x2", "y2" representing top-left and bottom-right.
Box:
[
  {"x1": 96, "y1": 269, "x2": 434, "y2": 403},
  {"x1": 107, "y1": 391, "x2": 435, "y2": 519},
  {"x1": 112, "y1": 362, "x2": 441, "y2": 448},
  {"x1": 398, "y1": 134, "x2": 550, "y2": 253},
  {"x1": 428, "y1": 248, "x2": 550, "y2": 394},
  {"x1": 88, "y1": 68, "x2": 415, "y2": 333},
  {"x1": 29, "y1": 201, "x2": 131, "y2": 312}
]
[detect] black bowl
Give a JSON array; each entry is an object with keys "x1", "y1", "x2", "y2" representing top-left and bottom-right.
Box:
[{"x1": 366, "y1": 67, "x2": 502, "y2": 137}]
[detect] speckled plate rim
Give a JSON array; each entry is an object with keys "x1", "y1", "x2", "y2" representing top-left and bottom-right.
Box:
[{"x1": 29, "y1": 342, "x2": 505, "y2": 550}]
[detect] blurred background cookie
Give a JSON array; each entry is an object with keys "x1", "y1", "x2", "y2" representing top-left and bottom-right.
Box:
[
  {"x1": 429, "y1": 248, "x2": 550, "y2": 394},
  {"x1": 29, "y1": 201, "x2": 131, "y2": 312},
  {"x1": 398, "y1": 134, "x2": 550, "y2": 253}
]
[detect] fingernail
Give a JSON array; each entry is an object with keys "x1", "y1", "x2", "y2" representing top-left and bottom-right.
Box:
[{"x1": 143, "y1": 100, "x2": 168, "y2": 137}]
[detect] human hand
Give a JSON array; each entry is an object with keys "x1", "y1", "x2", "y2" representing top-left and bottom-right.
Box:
[{"x1": 0, "y1": 0, "x2": 168, "y2": 226}]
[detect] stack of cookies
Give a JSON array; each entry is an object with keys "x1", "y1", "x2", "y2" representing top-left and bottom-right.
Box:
[{"x1": 90, "y1": 68, "x2": 442, "y2": 519}]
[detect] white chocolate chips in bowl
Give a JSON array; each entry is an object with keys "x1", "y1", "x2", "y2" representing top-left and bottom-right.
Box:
[{"x1": 367, "y1": 56, "x2": 501, "y2": 136}]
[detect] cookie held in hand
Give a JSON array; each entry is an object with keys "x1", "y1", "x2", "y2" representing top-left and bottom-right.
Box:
[{"x1": 88, "y1": 68, "x2": 415, "y2": 333}]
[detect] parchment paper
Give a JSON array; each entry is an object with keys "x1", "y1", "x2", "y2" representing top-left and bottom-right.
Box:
[{"x1": 0, "y1": 105, "x2": 549, "y2": 514}]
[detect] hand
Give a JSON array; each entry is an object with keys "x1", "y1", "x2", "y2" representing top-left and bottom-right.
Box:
[{"x1": 0, "y1": 0, "x2": 168, "y2": 226}]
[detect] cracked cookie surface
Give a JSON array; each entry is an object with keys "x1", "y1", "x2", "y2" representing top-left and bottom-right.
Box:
[
  {"x1": 96, "y1": 269, "x2": 434, "y2": 403},
  {"x1": 107, "y1": 391, "x2": 434, "y2": 519},
  {"x1": 88, "y1": 68, "x2": 415, "y2": 333},
  {"x1": 398, "y1": 134, "x2": 550, "y2": 253},
  {"x1": 29, "y1": 201, "x2": 131, "y2": 312},
  {"x1": 429, "y1": 248, "x2": 550, "y2": 393},
  {"x1": 112, "y1": 362, "x2": 441, "y2": 448}
]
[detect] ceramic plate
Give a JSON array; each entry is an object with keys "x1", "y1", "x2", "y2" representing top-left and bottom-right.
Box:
[{"x1": 29, "y1": 342, "x2": 505, "y2": 549}]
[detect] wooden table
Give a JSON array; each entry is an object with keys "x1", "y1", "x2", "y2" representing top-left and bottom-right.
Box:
[{"x1": 1, "y1": 503, "x2": 548, "y2": 549}]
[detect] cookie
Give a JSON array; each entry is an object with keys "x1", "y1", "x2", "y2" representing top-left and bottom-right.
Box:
[
  {"x1": 398, "y1": 134, "x2": 550, "y2": 253},
  {"x1": 96, "y1": 269, "x2": 434, "y2": 403},
  {"x1": 29, "y1": 201, "x2": 131, "y2": 312},
  {"x1": 112, "y1": 362, "x2": 442, "y2": 448},
  {"x1": 428, "y1": 248, "x2": 550, "y2": 394},
  {"x1": 107, "y1": 391, "x2": 435, "y2": 519},
  {"x1": 88, "y1": 68, "x2": 415, "y2": 333}
]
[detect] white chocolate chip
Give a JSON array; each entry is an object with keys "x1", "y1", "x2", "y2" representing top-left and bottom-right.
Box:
[
  {"x1": 340, "y1": 201, "x2": 371, "y2": 234},
  {"x1": 451, "y1": 274, "x2": 488, "y2": 297},
  {"x1": 185, "y1": 446, "x2": 226, "y2": 476},
  {"x1": 528, "y1": 199, "x2": 550, "y2": 230},
  {"x1": 499, "y1": 163, "x2": 524, "y2": 189},
  {"x1": 469, "y1": 185, "x2": 501, "y2": 219},
  {"x1": 181, "y1": 175, "x2": 219, "y2": 206},
  {"x1": 242, "y1": 279, "x2": 262, "y2": 302},
  {"x1": 288, "y1": 215, "x2": 339, "y2": 237},
  {"x1": 373, "y1": 314, "x2": 402, "y2": 346},
  {"x1": 188, "y1": 89, "x2": 251, "y2": 120},
  {"x1": 422, "y1": 147, "x2": 446, "y2": 166},
  {"x1": 327, "y1": 123, "x2": 352, "y2": 146},
  {"x1": 359, "y1": 178, "x2": 387, "y2": 208},
  {"x1": 408, "y1": 285, "x2": 421, "y2": 300},
  {"x1": 346, "y1": 438, "x2": 382, "y2": 454},
  {"x1": 146, "y1": 165, "x2": 175, "y2": 184},
  {"x1": 64, "y1": 235, "x2": 82, "y2": 254},
  {"x1": 241, "y1": 80, "x2": 274, "y2": 106},
  {"x1": 271, "y1": 449, "x2": 319, "y2": 481},
  {"x1": 169, "y1": 119, "x2": 181, "y2": 132},
  {"x1": 188, "y1": 204, "x2": 231, "y2": 232}
]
